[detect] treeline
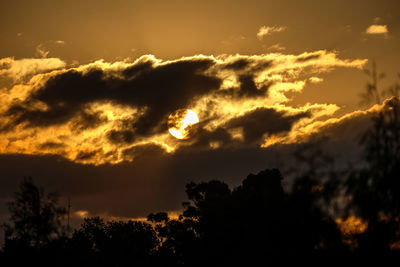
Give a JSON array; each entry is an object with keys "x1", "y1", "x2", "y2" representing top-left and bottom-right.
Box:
[
  {"x1": 0, "y1": 170, "x2": 360, "y2": 266},
  {"x1": 1, "y1": 97, "x2": 400, "y2": 266}
]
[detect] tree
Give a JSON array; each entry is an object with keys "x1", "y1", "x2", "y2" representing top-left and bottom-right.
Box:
[
  {"x1": 69, "y1": 217, "x2": 159, "y2": 266},
  {"x1": 360, "y1": 60, "x2": 386, "y2": 106},
  {"x1": 345, "y1": 62, "x2": 400, "y2": 252},
  {"x1": 2, "y1": 177, "x2": 67, "y2": 249},
  {"x1": 346, "y1": 97, "x2": 400, "y2": 251}
]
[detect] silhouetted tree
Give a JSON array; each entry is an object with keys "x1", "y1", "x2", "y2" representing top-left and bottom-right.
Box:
[
  {"x1": 1, "y1": 177, "x2": 67, "y2": 266},
  {"x1": 230, "y1": 169, "x2": 287, "y2": 265},
  {"x1": 167, "y1": 168, "x2": 345, "y2": 266},
  {"x1": 346, "y1": 97, "x2": 400, "y2": 252},
  {"x1": 384, "y1": 73, "x2": 400, "y2": 98},
  {"x1": 360, "y1": 60, "x2": 386, "y2": 106},
  {"x1": 2, "y1": 177, "x2": 66, "y2": 249},
  {"x1": 69, "y1": 217, "x2": 158, "y2": 266},
  {"x1": 344, "y1": 62, "x2": 400, "y2": 253},
  {"x1": 148, "y1": 213, "x2": 200, "y2": 266}
]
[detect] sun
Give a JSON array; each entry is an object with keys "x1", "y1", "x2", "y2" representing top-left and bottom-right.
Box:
[{"x1": 168, "y1": 109, "x2": 199, "y2": 139}]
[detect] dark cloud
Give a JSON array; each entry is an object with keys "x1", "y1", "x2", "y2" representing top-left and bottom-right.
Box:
[
  {"x1": 71, "y1": 110, "x2": 108, "y2": 132},
  {"x1": 224, "y1": 58, "x2": 250, "y2": 70},
  {"x1": 0, "y1": 145, "x2": 286, "y2": 218},
  {"x1": 38, "y1": 141, "x2": 66, "y2": 150},
  {"x1": 75, "y1": 149, "x2": 103, "y2": 161},
  {"x1": 4, "y1": 58, "x2": 222, "y2": 138},
  {"x1": 176, "y1": 108, "x2": 309, "y2": 152},
  {"x1": 4, "y1": 102, "x2": 76, "y2": 129},
  {"x1": 226, "y1": 108, "x2": 310, "y2": 143},
  {"x1": 121, "y1": 60, "x2": 154, "y2": 78},
  {"x1": 238, "y1": 74, "x2": 270, "y2": 97},
  {"x1": 187, "y1": 127, "x2": 234, "y2": 150},
  {"x1": 107, "y1": 129, "x2": 136, "y2": 144},
  {"x1": 122, "y1": 143, "x2": 167, "y2": 161}
]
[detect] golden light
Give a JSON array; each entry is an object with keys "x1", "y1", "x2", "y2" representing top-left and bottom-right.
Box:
[{"x1": 168, "y1": 109, "x2": 199, "y2": 139}]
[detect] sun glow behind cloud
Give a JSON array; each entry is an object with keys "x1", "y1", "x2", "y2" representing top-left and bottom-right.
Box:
[
  {"x1": 168, "y1": 109, "x2": 199, "y2": 139},
  {"x1": 0, "y1": 51, "x2": 367, "y2": 165}
]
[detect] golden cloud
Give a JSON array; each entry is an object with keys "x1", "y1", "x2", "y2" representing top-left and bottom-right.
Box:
[
  {"x1": 0, "y1": 51, "x2": 367, "y2": 165},
  {"x1": 261, "y1": 100, "x2": 390, "y2": 148},
  {"x1": 365, "y1": 24, "x2": 389, "y2": 35},
  {"x1": 0, "y1": 57, "x2": 66, "y2": 83},
  {"x1": 309, "y1": 77, "x2": 323, "y2": 83},
  {"x1": 257, "y1": 25, "x2": 287, "y2": 40}
]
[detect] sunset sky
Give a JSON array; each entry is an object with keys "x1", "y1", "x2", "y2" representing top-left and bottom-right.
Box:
[{"x1": 1, "y1": 0, "x2": 400, "y2": 228}]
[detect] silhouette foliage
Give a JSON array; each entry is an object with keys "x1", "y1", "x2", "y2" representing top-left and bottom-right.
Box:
[
  {"x1": 2, "y1": 177, "x2": 66, "y2": 248},
  {"x1": 346, "y1": 97, "x2": 400, "y2": 252}
]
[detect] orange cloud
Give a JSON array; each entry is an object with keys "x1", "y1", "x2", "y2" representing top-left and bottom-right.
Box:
[
  {"x1": 0, "y1": 51, "x2": 367, "y2": 165},
  {"x1": 309, "y1": 77, "x2": 323, "y2": 83},
  {"x1": 365, "y1": 24, "x2": 388, "y2": 35},
  {"x1": 262, "y1": 99, "x2": 391, "y2": 148},
  {"x1": 257, "y1": 25, "x2": 287, "y2": 40},
  {"x1": 0, "y1": 57, "x2": 66, "y2": 83}
]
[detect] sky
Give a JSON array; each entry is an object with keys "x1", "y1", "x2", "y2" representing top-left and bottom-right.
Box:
[{"x1": 1, "y1": 0, "x2": 400, "y2": 228}]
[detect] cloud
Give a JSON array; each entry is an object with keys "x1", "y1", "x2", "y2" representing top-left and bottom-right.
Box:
[
  {"x1": 0, "y1": 57, "x2": 66, "y2": 84},
  {"x1": 365, "y1": 24, "x2": 388, "y2": 35},
  {"x1": 0, "y1": 51, "x2": 367, "y2": 165},
  {"x1": 261, "y1": 98, "x2": 398, "y2": 149},
  {"x1": 268, "y1": 44, "x2": 286, "y2": 51},
  {"x1": 257, "y1": 25, "x2": 287, "y2": 40},
  {"x1": 309, "y1": 77, "x2": 323, "y2": 83},
  {"x1": 225, "y1": 108, "x2": 309, "y2": 143},
  {"x1": 36, "y1": 44, "x2": 50, "y2": 58}
]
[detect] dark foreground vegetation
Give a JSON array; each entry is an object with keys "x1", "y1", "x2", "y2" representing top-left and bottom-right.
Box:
[{"x1": 1, "y1": 74, "x2": 400, "y2": 266}]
